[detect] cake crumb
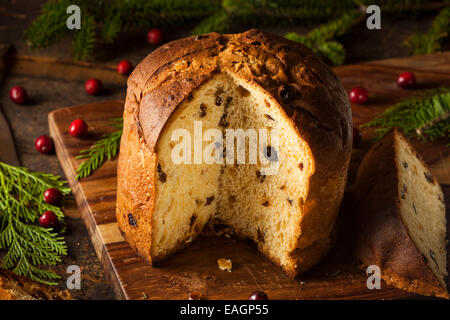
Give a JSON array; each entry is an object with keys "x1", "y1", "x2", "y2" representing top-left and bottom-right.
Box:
[
  {"x1": 217, "y1": 258, "x2": 232, "y2": 272},
  {"x1": 188, "y1": 291, "x2": 202, "y2": 300}
]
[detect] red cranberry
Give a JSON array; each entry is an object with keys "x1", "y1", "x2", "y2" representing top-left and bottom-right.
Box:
[
  {"x1": 69, "y1": 119, "x2": 88, "y2": 138},
  {"x1": 248, "y1": 291, "x2": 268, "y2": 300},
  {"x1": 147, "y1": 28, "x2": 162, "y2": 45},
  {"x1": 9, "y1": 86, "x2": 27, "y2": 104},
  {"x1": 353, "y1": 128, "x2": 362, "y2": 148},
  {"x1": 117, "y1": 60, "x2": 132, "y2": 75},
  {"x1": 349, "y1": 87, "x2": 368, "y2": 104},
  {"x1": 84, "y1": 78, "x2": 103, "y2": 95},
  {"x1": 35, "y1": 135, "x2": 54, "y2": 154},
  {"x1": 39, "y1": 211, "x2": 59, "y2": 229},
  {"x1": 397, "y1": 72, "x2": 416, "y2": 89},
  {"x1": 44, "y1": 188, "x2": 63, "y2": 206}
]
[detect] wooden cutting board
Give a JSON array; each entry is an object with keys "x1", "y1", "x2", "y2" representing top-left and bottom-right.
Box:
[{"x1": 49, "y1": 52, "x2": 450, "y2": 300}]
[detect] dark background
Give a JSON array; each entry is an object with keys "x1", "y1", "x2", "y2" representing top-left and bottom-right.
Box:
[{"x1": 0, "y1": 0, "x2": 448, "y2": 299}]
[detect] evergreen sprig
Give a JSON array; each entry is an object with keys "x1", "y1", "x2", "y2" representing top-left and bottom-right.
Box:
[
  {"x1": 354, "y1": 0, "x2": 446, "y2": 12},
  {"x1": 404, "y1": 7, "x2": 450, "y2": 55},
  {"x1": 25, "y1": 0, "x2": 449, "y2": 60},
  {"x1": 219, "y1": 0, "x2": 357, "y2": 27},
  {"x1": 99, "y1": 0, "x2": 217, "y2": 43},
  {"x1": 0, "y1": 162, "x2": 71, "y2": 285},
  {"x1": 76, "y1": 118, "x2": 123, "y2": 179},
  {"x1": 285, "y1": 10, "x2": 363, "y2": 65},
  {"x1": 24, "y1": 0, "x2": 74, "y2": 50},
  {"x1": 72, "y1": 12, "x2": 96, "y2": 60},
  {"x1": 191, "y1": 10, "x2": 235, "y2": 35},
  {"x1": 362, "y1": 87, "x2": 450, "y2": 142}
]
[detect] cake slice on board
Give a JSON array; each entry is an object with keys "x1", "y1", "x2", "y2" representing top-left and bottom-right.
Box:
[
  {"x1": 0, "y1": 268, "x2": 71, "y2": 300},
  {"x1": 353, "y1": 129, "x2": 448, "y2": 299}
]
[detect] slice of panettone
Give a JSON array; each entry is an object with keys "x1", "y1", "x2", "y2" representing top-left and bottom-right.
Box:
[
  {"x1": 354, "y1": 129, "x2": 448, "y2": 299},
  {"x1": 0, "y1": 268, "x2": 71, "y2": 300}
]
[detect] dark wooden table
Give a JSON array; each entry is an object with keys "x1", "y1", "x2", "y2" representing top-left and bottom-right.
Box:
[{"x1": 0, "y1": 0, "x2": 448, "y2": 299}]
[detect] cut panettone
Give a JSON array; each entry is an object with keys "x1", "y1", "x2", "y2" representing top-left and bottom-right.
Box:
[
  {"x1": 116, "y1": 29, "x2": 352, "y2": 277},
  {"x1": 354, "y1": 129, "x2": 448, "y2": 299},
  {"x1": 0, "y1": 268, "x2": 71, "y2": 300}
]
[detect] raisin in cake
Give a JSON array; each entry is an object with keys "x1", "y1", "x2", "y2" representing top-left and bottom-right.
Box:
[
  {"x1": 354, "y1": 129, "x2": 448, "y2": 298},
  {"x1": 116, "y1": 29, "x2": 352, "y2": 277}
]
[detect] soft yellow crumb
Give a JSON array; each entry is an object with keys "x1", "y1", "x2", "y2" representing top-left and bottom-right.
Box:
[{"x1": 217, "y1": 258, "x2": 232, "y2": 272}]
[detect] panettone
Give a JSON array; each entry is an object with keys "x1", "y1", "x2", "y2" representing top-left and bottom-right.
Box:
[
  {"x1": 116, "y1": 29, "x2": 352, "y2": 277},
  {"x1": 0, "y1": 268, "x2": 71, "y2": 300},
  {"x1": 354, "y1": 129, "x2": 448, "y2": 298}
]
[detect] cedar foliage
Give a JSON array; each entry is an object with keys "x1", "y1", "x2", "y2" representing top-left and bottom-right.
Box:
[
  {"x1": 76, "y1": 118, "x2": 123, "y2": 179},
  {"x1": 285, "y1": 10, "x2": 363, "y2": 65},
  {"x1": 404, "y1": 7, "x2": 450, "y2": 55},
  {"x1": 25, "y1": 0, "x2": 450, "y2": 60},
  {"x1": 362, "y1": 88, "x2": 450, "y2": 142},
  {"x1": 0, "y1": 162, "x2": 71, "y2": 284}
]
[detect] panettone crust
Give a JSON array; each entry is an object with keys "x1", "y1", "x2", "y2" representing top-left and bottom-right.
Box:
[
  {"x1": 354, "y1": 129, "x2": 449, "y2": 299},
  {"x1": 116, "y1": 29, "x2": 352, "y2": 277}
]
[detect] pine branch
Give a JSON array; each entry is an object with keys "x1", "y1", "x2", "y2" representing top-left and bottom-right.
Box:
[
  {"x1": 354, "y1": 0, "x2": 438, "y2": 12},
  {"x1": 309, "y1": 10, "x2": 363, "y2": 40},
  {"x1": 223, "y1": 0, "x2": 356, "y2": 21},
  {"x1": 76, "y1": 118, "x2": 123, "y2": 179},
  {"x1": 72, "y1": 13, "x2": 96, "y2": 60},
  {"x1": 195, "y1": 0, "x2": 358, "y2": 33},
  {"x1": 24, "y1": 0, "x2": 450, "y2": 60},
  {"x1": 110, "y1": 0, "x2": 219, "y2": 29},
  {"x1": 192, "y1": 10, "x2": 234, "y2": 35},
  {"x1": 362, "y1": 87, "x2": 450, "y2": 142},
  {"x1": 0, "y1": 162, "x2": 70, "y2": 285},
  {"x1": 404, "y1": 7, "x2": 450, "y2": 55},
  {"x1": 316, "y1": 41, "x2": 346, "y2": 66},
  {"x1": 101, "y1": 4, "x2": 123, "y2": 43},
  {"x1": 284, "y1": 10, "x2": 363, "y2": 65},
  {"x1": 24, "y1": 0, "x2": 73, "y2": 49}
]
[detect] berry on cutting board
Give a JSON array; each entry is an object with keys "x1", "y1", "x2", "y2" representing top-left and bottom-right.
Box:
[
  {"x1": 147, "y1": 28, "x2": 162, "y2": 45},
  {"x1": 85, "y1": 78, "x2": 103, "y2": 95},
  {"x1": 117, "y1": 60, "x2": 133, "y2": 75},
  {"x1": 397, "y1": 71, "x2": 416, "y2": 89},
  {"x1": 44, "y1": 188, "x2": 63, "y2": 206},
  {"x1": 349, "y1": 87, "x2": 368, "y2": 104},
  {"x1": 39, "y1": 211, "x2": 59, "y2": 229},
  {"x1": 69, "y1": 119, "x2": 88, "y2": 138},
  {"x1": 248, "y1": 291, "x2": 269, "y2": 300},
  {"x1": 35, "y1": 135, "x2": 54, "y2": 154},
  {"x1": 9, "y1": 86, "x2": 27, "y2": 104}
]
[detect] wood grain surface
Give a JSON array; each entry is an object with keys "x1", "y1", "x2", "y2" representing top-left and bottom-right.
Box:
[{"x1": 48, "y1": 52, "x2": 450, "y2": 300}]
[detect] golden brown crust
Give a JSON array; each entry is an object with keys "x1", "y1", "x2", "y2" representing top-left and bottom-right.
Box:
[
  {"x1": 116, "y1": 106, "x2": 156, "y2": 261},
  {"x1": 0, "y1": 268, "x2": 71, "y2": 300},
  {"x1": 117, "y1": 29, "x2": 352, "y2": 275},
  {"x1": 354, "y1": 129, "x2": 449, "y2": 299}
]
